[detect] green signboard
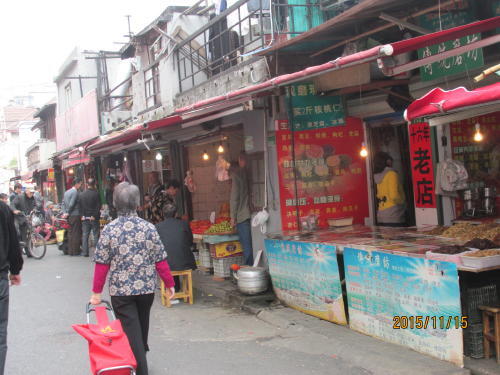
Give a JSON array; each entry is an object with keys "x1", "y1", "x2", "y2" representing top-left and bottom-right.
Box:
[
  {"x1": 418, "y1": 5, "x2": 484, "y2": 82},
  {"x1": 286, "y1": 82, "x2": 345, "y2": 131}
]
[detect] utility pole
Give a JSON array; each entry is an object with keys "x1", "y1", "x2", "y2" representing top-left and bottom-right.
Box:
[{"x1": 125, "y1": 15, "x2": 133, "y2": 40}]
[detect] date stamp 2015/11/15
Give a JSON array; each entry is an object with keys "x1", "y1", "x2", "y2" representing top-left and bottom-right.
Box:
[{"x1": 393, "y1": 316, "x2": 468, "y2": 329}]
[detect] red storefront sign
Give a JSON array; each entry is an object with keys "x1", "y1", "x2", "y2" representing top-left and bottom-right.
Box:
[
  {"x1": 408, "y1": 122, "x2": 436, "y2": 208},
  {"x1": 47, "y1": 168, "x2": 55, "y2": 182},
  {"x1": 276, "y1": 117, "x2": 369, "y2": 230}
]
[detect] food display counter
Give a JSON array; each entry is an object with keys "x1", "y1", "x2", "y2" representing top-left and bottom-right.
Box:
[{"x1": 265, "y1": 223, "x2": 500, "y2": 367}]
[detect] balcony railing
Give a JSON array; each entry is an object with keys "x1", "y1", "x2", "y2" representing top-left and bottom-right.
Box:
[{"x1": 174, "y1": 0, "x2": 325, "y2": 93}]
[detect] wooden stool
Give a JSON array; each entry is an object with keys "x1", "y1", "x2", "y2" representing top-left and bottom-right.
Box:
[
  {"x1": 479, "y1": 305, "x2": 500, "y2": 363},
  {"x1": 161, "y1": 270, "x2": 193, "y2": 308}
]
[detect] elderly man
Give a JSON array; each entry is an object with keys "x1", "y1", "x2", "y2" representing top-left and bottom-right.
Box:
[
  {"x1": 11, "y1": 186, "x2": 36, "y2": 257},
  {"x1": 62, "y1": 178, "x2": 83, "y2": 256}
]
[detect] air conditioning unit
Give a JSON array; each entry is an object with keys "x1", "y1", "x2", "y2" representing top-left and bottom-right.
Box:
[{"x1": 101, "y1": 111, "x2": 132, "y2": 133}]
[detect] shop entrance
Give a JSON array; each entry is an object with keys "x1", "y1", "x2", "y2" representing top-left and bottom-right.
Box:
[{"x1": 366, "y1": 115, "x2": 416, "y2": 227}]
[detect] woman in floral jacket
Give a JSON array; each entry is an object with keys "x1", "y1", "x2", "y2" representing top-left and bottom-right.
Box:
[{"x1": 89, "y1": 182, "x2": 175, "y2": 375}]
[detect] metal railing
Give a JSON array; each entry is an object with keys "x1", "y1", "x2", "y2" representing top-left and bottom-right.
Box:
[{"x1": 175, "y1": 0, "x2": 324, "y2": 93}]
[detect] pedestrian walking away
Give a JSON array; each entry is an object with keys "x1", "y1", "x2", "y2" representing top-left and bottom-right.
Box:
[
  {"x1": 90, "y1": 182, "x2": 175, "y2": 375},
  {"x1": 79, "y1": 178, "x2": 102, "y2": 257},
  {"x1": 62, "y1": 178, "x2": 83, "y2": 256},
  {"x1": 0, "y1": 201, "x2": 23, "y2": 375},
  {"x1": 10, "y1": 186, "x2": 36, "y2": 257}
]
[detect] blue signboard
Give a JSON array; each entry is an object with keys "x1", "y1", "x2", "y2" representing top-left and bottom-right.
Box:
[
  {"x1": 344, "y1": 248, "x2": 463, "y2": 366},
  {"x1": 265, "y1": 239, "x2": 347, "y2": 325}
]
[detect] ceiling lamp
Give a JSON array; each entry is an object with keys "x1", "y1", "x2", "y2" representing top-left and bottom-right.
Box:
[
  {"x1": 473, "y1": 123, "x2": 484, "y2": 142},
  {"x1": 202, "y1": 150, "x2": 210, "y2": 161},
  {"x1": 155, "y1": 152, "x2": 163, "y2": 161},
  {"x1": 217, "y1": 143, "x2": 225, "y2": 153},
  {"x1": 359, "y1": 142, "x2": 368, "y2": 158}
]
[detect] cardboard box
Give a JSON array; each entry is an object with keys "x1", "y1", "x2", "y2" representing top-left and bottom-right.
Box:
[{"x1": 210, "y1": 241, "x2": 243, "y2": 258}]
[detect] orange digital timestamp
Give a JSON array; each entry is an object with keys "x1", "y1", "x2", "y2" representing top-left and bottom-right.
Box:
[{"x1": 393, "y1": 316, "x2": 468, "y2": 329}]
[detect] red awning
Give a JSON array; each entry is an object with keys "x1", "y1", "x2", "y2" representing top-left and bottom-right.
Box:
[
  {"x1": 404, "y1": 82, "x2": 500, "y2": 122},
  {"x1": 88, "y1": 115, "x2": 182, "y2": 153}
]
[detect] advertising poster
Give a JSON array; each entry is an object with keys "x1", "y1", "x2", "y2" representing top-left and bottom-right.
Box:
[
  {"x1": 408, "y1": 122, "x2": 436, "y2": 208},
  {"x1": 344, "y1": 247, "x2": 463, "y2": 366},
  {"x1": 286, "y1": 82, "x2": 345, "y2": 131},
  {"x1": 276, "y1": 117, "x2": 369, "y2": 230},
  {"x1": 265, "y1": 239, "x2": 347, "y2": 325}
]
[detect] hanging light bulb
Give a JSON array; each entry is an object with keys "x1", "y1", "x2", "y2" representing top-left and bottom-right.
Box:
[
  {"x1": 155, "y1": 151, "x2": 163, "y2": 161},
  {"x1": 473, "y1": 123, "x2": 483, "y2": 142},
  {"x1": 359, "y1": 142, "x2": 368, "y2": 158},
  {"x1": 217, "y1": 143, "x2": 224, "y2": 153},
  {"x1": 124, "y1": 155, "x2": 127, "y2": 162},
  {"x1": 202, "y1": 150, "x2": 209, "y2": 161},
  {"x1": 68, "y1": 168, "x2": 74, "y2": 175}
]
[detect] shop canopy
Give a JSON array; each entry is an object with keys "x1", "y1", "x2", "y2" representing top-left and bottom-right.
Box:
[
  {"x1": 404, "y1": 82, "x2": 500, "y2": 124},
  {"x1": 88, "y1": 16, "x2": 500, "y2": 153}
]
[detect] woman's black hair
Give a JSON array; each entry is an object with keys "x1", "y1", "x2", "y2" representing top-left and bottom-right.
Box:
[{"x1": 373, "y1": 152, "x2": 393, "y2": 174}]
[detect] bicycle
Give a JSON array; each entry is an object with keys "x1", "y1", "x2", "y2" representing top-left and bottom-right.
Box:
[{"x1": 20, "y1": 210, "x2": 47, "y2": 259}]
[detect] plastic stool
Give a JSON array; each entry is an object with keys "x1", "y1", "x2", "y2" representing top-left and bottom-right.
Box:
[
  {"x1": 479, "y1": 305, "x2": 500, "y2": 363},
  {"x1": 161, "y1": 270, "x2": 193, "y2": 307}
]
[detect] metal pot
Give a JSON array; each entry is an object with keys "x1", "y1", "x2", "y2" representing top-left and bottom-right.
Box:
[{"x1": 234, "y1": 267, "x2": 269, "y2": 295}]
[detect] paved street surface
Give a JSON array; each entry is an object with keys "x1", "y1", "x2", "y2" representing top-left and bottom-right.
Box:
[
  {"x1": 5, "y1": 245, "x2": 479, "y2": 375},
  {"x1": 6, "y1": 245, "x2": 363, "y2": 375}
]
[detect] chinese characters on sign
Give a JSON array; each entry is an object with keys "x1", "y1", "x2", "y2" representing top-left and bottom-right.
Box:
[
  {"x1": 418, "y1": 2, "x2": 484, "y2": 81},
  {"x1": 409, "y1": 123, "x2": 436, "y2": 208},
  {"x1": 343, "y1": 247, "x2": 463, "y2": 366},
  {"x1": 276, "y1": 118, "x2": 369, "y2": 230},
  {"x1": 265, "y1": 239, "x2": 347, "y2": 325},
  {"x1": 286, "y1": 82, "x2": 345, "y2": 131}
]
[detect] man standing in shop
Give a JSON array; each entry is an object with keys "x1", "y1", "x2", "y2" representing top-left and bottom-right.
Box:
[
  {"x1": 79, "y1": 178, "x2": 101, "y2": 257},
  {"x1": 150, "y1": 179, "x2": 182, "y2": 224},
  {"x1": 230, "y1": 152, "x2": 253, "y2": 266},
  {"x1": 62, "y1": 178, "x2": 83, "y2": 256},
  {"x1": 0, "y1": 199, "x2": 23, "y2": 375}
]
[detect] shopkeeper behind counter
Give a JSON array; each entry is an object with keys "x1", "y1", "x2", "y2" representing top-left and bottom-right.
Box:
[
  {"x1": 373, "y1": 151, "x2": 406, "y2": 226},
  {"x1": 230, "y1": 152, "x2": 253, "y2": 266}
]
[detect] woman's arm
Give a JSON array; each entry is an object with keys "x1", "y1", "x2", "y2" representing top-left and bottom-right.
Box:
[
  {"x1": 155, "y1": 260, "x2": 175, "y2": 288},
  {"x1": 92, "y1": 263, "x2": 110, "y2": 293}
]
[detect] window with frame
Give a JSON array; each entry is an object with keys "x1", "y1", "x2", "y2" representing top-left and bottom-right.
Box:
[
  {"x1": 145, "y1": 64, "x2": 160, "y2": 109},
  {"x1": 248, "y1": 152, "x2": 265, "y2": 212},
  {"x1": 64, "y1": 83, "x2": 72, "y2": 110}
]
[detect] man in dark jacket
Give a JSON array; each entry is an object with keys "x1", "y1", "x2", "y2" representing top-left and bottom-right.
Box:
[
  {"x1": 9, "y1": 183, "x2": 22, "y2": 204},
  {"x1": 79, "y1": 178, "x2": 101, "y2": 257},
  {"x1": 156, "y1": 203, "x2": 196, "y2": 272},
  {"x1": 62, "y1": 178, "x2": 83, "y2": 256},
  {"x1": 11, "y1": 187, "x2": 36, "y2": 256},
  {"x1": 0, "y1": 201, "x2": 23, "y2": 373}
]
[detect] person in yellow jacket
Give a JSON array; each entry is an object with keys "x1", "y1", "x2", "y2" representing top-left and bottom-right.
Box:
[{"x1": 373, "y1": 152, "x2": 406, "y2": 226}]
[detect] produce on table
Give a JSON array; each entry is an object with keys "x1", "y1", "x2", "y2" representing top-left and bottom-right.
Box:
[
  {"x1": 215, "y1": 217, "x2": 230, "y2": 224},
  {"x1": 424, "y1": 226, "x2": 447, "y2": 236},
  {"x1": 441, "y1": 223, "x2": 500, "y2": 242},
  {"x1": 433, "y1": 245, "x2": 469, "y2": 254},
  {"x1": 463, "y1": 238, "x2": 499, "y2": 250},
  {"x1": 466, "y1": 249, "x2": 500, "y2": 257},
  {"x1": 189, "y1": 220, "x2": 212, "y2": 234},
  {"x1": 205, "y1": 221, "x2": 233, "y2": 234}
]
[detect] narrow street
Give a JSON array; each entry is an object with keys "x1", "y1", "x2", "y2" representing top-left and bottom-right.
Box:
[{"x1": 7, "y1": 246, "x2": 362, "y2": 375}]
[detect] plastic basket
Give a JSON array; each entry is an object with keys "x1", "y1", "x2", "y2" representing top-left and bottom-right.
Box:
[
  {"x1": 213, "y1": 256, "x2": 243, "y2": 278},
  {"x1": 463, "y1": 285, "x2": 498, "y2": 324},
  {"x1": 464, "y1": 323, "x2": 484, "y2": 358}
]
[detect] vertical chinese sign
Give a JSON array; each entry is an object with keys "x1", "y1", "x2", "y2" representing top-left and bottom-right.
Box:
[
  {"x1": 265, "y1": 239, "x2": 347, "y2": 325},
  {"x1": 409, "y1": 122, "x2": 436, "y2": 208},
  {"x1": 450, "y1": 112, "x2": 500, "y2": 215},
  {"x1": 344, "y1": 247, "x2": 463, "y2": 366}
]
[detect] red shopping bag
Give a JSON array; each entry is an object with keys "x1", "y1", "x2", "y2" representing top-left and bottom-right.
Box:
[{"x1": 73, "y1": 306, "x2": 137, "y2": 375}]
